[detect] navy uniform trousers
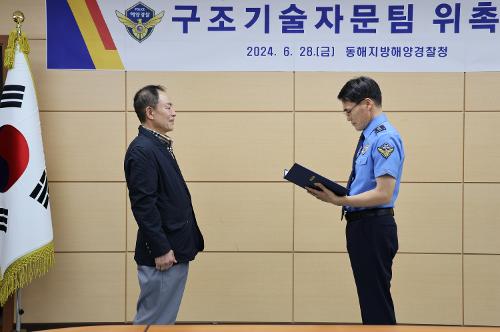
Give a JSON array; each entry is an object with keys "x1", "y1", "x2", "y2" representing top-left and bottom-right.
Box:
[{"x1": 346, "y1": 214, "x2": 398, "y2": 325}]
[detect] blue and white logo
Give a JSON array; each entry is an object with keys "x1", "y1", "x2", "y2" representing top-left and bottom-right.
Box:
[{"x1": 115, "y1": 2, "x2": 164, "y2": 43}]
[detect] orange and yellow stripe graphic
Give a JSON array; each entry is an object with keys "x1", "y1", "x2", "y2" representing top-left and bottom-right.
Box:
[{"x1": 68, "y1": 0, "x2": 123, "y2": 69}]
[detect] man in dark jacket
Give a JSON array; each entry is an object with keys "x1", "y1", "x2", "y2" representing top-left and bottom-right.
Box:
[{"x1": 125, "y1": 85, "x2": 204, "y2": 324}]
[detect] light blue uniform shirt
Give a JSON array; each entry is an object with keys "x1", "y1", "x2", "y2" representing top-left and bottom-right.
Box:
[{"x1": 347, "y1": 113, "x2": 404, "y2": 212}]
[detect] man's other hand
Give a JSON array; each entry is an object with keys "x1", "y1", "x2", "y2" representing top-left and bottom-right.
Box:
[{"x1": 155, "y1": 250, "x2": 177, "y2": 271}]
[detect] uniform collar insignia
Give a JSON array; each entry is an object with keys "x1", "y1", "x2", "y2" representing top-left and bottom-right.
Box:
[{"x1": 375, "y1": 125, "x2": 386, "y2": 134}]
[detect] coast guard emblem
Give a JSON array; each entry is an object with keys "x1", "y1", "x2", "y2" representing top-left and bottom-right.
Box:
[
  {"x1": 116, "y1": 2, "x2": 164, "y2": 43},
  {"x1": 377, "y1": 143, "x2": 395, "y2": 159}
]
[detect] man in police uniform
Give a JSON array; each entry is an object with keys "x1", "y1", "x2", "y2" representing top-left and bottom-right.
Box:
[{"x1": 307, "y1": 76, "x2": 404, "y2": 325}]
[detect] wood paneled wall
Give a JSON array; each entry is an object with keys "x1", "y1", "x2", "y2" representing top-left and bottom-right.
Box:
[{"x1": 1, "y1": 0, "x2": 499, "y2": 326}]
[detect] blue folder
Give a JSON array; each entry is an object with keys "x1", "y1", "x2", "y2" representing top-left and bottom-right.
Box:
[{"x1": 284, "y1": 163, "x2": 347, "y2": 196}]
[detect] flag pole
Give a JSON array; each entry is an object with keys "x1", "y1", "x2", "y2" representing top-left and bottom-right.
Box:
[
  {"x1": 12, "y1": 11, "x2": 26, "y2": 332},
  {"x1": 0, "y1": 12, "x2": 20, "y2": 332},
  {"x1": 14, "y1": 290, "x2": 23, "y2": 332}
]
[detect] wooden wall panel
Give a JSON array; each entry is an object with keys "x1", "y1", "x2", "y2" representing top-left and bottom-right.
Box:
[
  {"x1": 127, "y1": 253, "x2": 293, "y2": 322},
  {"x1": 50, "y1": 182, "x2": 126, "y2": 252},
  {"x1": 189, "y1": 183, "x2": 293, "y2": 251},
  {"x1": 465, "y1": 112, "x2": 500, "y2": 182},
  {"x1": 126, "y1": 72, "x2": 293, "y2": 111},
  {"x1": 296, "y1": 183, "x2": 463, "y2": 254},
  {"x1": 295, "y1": 254, "x2": 463, "y2": 324},
  {"x1": 294, "y1": 253, "x2": 360, "y2": 323},
  {"x1": 295, "y1": 112, "x2": 358, "y2": 183},
  {"x1": 392, "y1": 254, "x2": 462, "y2": 325},
  {"x1": 464, "y1": 184, "x2": 500, "y2": 254},
  {"x1": 0, "y1": 1, "x2": 45, "y2": 39},
  {"x1": 178, "y1": 253, "x2": 293, "y2": 322},
  {"x1": 23, "y1": 253, "x2": 126, "y2": 323},
  {"x1": 295, "y1": 73, "x2": 463, "y2": 112},
  {"x1": 464, "y1": 255, "x2": 500, "y2": 326},
  {"x1": 163, "y1": 112, "x2": 292, "y2": 181},
  {"x1": 376, "y1": 73, "x2": 464, "y2": 111},
  {"x1": 397, "y1": 183, "x2": 462, "y2": 253},
  {"x1": 128, "y1": 112, "x2": 293, "y2": 181},
  {"x1": 390, "y1": 113, "x2": 463, "y2": 182},
  {"x1": 294, "y1": 187, "x2": 347, "y2": 252},
  {"x1": 127, "y1": 183, "x2": 294, "y2": 252},
  {"x1": 41, "y1": 112, "x2": 126, "y2": 181},
  {"x1": 295, "y1": 73, "x2": 358, "y2": 111},
  {"x1": 466, "y1": 73, "x2": 500, "y2": 111},
  {"x1": 127, "y1": 112, "x2": 140, "y2": 145},
  {"x1": 29, "y1": 41, "x2": 126, "y2": 111},
  {"x1": 296, "y1": 112, "x2": 463, "y2": 182}
]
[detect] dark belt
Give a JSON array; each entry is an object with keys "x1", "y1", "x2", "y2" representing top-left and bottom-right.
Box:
[{"x1": 344, "y1": 208, "x2": 394, "y2": 222}]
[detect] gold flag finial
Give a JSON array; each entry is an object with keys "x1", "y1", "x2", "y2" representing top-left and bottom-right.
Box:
[
  {"x1": 13, "y1": 11, "x2": 25, "y2": 36},
  {"x1": 4, "y1": 11, "x2": 29, "y2": 69}
]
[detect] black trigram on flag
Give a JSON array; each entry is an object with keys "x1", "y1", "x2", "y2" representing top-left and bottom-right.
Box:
[
  {"x1": 0, "y1": 208, "x2": 7, "y2": 233},
  {"x1": 0, "y1": 85, "x2": 26, "y2": 109},
  {"x1": 30, "y1": 170, "x2": 50, "y2": 209}
]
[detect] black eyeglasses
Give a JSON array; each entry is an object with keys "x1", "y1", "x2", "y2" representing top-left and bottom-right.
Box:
[{"x1": 343, "y1": 98, "x2": 368, "y2": 115}]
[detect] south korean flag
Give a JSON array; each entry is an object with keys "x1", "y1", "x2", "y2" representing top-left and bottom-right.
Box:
[{"x1": 0, "y1": 42, "x2": 54, "y2": 305}]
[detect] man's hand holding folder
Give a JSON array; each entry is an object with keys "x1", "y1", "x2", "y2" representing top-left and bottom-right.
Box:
[
  {"x1": 306, "y1": 182, "x2": 347, "y2": 205},
  {"x1": 284, "y1": 163, "x2": 348, "y2": 204}
]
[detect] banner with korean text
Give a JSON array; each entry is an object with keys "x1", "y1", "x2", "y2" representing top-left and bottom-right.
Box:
[{"x1": 46, "y1": 0, "x2": 500, "y2": 71}]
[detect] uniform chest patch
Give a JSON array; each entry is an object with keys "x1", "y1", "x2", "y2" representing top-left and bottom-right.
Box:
[{"x1": 377, "y1": 143, "x2": 395, "y2": 159}]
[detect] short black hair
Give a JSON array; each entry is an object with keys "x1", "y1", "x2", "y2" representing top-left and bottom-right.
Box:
[
  {"x1": 337, "y1": 76, "x2": 382, "y2": 107},
  {"x1": 133, "y1": 85, "x2": 166, "y2": 123}
]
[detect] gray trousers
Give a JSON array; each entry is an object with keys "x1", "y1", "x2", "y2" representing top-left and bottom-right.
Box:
[{"x1": 134, "y1": 263, "x2": 189, "y2": 325}]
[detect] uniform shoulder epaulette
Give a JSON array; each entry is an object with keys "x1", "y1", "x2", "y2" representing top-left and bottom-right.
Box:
[{"x1": 375, "y1": 125, "x2": 386, "y2": 134}]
